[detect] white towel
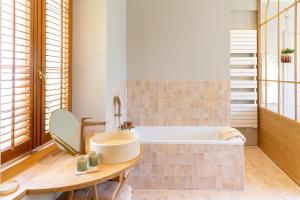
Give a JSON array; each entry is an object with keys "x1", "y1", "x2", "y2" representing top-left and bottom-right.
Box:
[
  {"x1": 97, "y1": 181, "x2": 133, "y2": 200},
  {"x1": 219, "y1": 127, "x2": 246, "y2": 143},
  {"x1": 74, "y1": 181, "x2": 132, "y2": 200}
]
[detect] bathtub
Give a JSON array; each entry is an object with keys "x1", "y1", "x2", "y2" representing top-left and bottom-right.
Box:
[
  {"x1": 133, "y1": 126, "x2": 244, "y2": 145},
  {"x1": 127, "y1": 126, "x2": 245, "y2": 191}
]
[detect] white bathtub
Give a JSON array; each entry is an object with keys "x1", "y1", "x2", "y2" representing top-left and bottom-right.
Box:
[
  {"x1": 128, "y1": 126, "x2": 245, "y2": 190},
  {"x1": 133, "y1": 126, "x2": 245, "y2": 145}
]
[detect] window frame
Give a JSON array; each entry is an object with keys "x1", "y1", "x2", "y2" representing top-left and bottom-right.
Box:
[
  {"x1": 0, "y1": 0, "x2": 72, "y2": 164},
  {"x1": 258, "y1": 0, "x2": 299, "y2": 121}
]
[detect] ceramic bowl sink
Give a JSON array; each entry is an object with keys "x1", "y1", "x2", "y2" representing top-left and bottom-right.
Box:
[{"x1": 89, "y1": 132, "x2": 140, "y2": 164}]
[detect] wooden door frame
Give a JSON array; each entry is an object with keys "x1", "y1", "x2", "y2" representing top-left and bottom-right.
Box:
[{"x1": 32, "y1": 0, "x2": 42, "y2": 147}]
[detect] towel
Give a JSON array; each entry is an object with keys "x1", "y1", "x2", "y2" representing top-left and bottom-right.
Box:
[
  {"x1": 74, "y1": 181, "x2": 132, "y2": 200},
  {"x1": 219, "y1": 127, "x2": 246, "y2": 143},
  {"x1": 96, "y1": 181, "x2": 132, "y2": 200}
]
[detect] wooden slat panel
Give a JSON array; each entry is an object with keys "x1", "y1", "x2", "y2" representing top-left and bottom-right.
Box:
[
  {"x1": 42, "y1": 0, "x2": 71, "y2": 136},
  {"x1": 0, "y1": 0, "x2": 32, "y2": 152},
  {"x1": 259, "y1": 108, "x2": 300, "y2": 185}
]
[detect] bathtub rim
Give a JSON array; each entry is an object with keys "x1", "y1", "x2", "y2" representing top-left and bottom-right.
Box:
[
  {"x1": 140, "y1": 139, "x2": 244, "y2": 145},
  {"x1": 133, "y1": 126, "x2": 245, "y2": 145}
]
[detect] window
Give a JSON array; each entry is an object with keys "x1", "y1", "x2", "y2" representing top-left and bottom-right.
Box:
[
  {"x1": 259, "y1": 0, "x2": 299, "y2": 122},
  {"x1": 0, "y1": 0, "x2": 72, "y2": 163}
]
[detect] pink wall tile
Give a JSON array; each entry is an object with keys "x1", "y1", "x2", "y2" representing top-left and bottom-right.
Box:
[
  {"x1": 128, "y1": 143, "x2": 244, "y2": 190},
  {"x1": 127, "y1": 80, "x2": 230, "y2": 126}
]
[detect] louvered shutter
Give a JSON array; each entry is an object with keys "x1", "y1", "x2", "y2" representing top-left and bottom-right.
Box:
[
  {"x1": 42, "y1": 0, "x2": 71, "y2": 139},
  {"x1": 0, "y1": 0, "x2": 33, "y2": 158}
]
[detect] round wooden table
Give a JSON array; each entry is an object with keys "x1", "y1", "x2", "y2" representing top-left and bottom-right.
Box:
[{"x1": 1, "y1": 144, "x2": 141, "y2": 200}]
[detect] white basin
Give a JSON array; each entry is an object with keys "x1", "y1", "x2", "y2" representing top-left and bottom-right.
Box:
[{"x1": 89, "y1": 132, "x2": 140, "y2": 164}]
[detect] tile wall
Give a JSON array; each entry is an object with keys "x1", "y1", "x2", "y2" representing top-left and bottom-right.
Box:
[
  {"x1": 127, "y1": 143, "x2": 244, "y2": 190},
  {"x1": 127, "y1": 80, "x2": 231, "y2": 126}
]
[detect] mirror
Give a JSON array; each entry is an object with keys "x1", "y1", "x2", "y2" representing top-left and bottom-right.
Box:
[{"x1": 49, "y1": 109, "x2": 81, "y2": 155}]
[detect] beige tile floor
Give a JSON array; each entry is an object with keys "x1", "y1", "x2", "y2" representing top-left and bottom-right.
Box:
[{"x1": 132, "y1": 146, "x2": 300, "y2": 200}]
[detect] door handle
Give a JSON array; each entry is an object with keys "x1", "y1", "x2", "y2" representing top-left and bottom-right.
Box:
[{"x1": 39, "y1": 71, "x2": 46, "y2": 80}]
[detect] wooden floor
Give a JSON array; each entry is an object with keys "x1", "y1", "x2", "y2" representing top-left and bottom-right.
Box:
[{"x1": 132, "y1": 146, "x2": 300, "y2": 200}]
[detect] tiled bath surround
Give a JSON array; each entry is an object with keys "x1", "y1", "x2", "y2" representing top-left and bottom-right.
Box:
[
  {"x1": 127, "y1": 80, "x2": 231, "y2": 126},
  {"x1": 106, "y1": 80, "x2": 231, "y2": 128},
  {"x1": 105, "y1": 80, "x2": 244, "y2": 190},
  {"x1": 127, "y1": 143, "x2": 244, "y2": 190}
]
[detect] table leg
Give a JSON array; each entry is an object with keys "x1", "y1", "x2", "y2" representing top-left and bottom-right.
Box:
[
  {"x1": 92, "y1": 185, "x2": 99, "y2": 200},
  {"x1": 85, "y1": 187, "x2": 92, "y2": 198},
  {"x1": 67, "y1": 191, "x2": 74, "y2": 200},
  {"x1": 112, "y1": 169, "x2": 133, "y2": 200}
]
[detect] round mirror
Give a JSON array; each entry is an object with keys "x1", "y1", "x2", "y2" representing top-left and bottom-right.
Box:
[{"x1": 49, "y1": 109, "x2": 80, "y2": 155}]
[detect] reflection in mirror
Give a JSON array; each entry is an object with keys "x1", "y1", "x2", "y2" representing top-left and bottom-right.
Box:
[{"x1": 49, "y1": 109, "x2": 81, "y2": 155}]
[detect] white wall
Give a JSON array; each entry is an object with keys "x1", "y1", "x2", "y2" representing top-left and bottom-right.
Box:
[
  {"x1": 106, "y1": 0, "x2": 127, "y2": 85},
  {"x1": 72, "y1": 0, "x2": 127, "y2": 130},
  {"x1": 231, "y1": 11, "x2": 257, "y2": 30},
  {"x1": 230, "y1": 0, "x2": 257, "y2": 11},
  {"x1": 72, "y1": 0, "x2": 107, "y2": 122},
  {"x1": 105, "y1": 0, "x2": 127, "y2": 130},
  {"x1": 127, "y1": 0, "x2": 231, "y2": 81}
]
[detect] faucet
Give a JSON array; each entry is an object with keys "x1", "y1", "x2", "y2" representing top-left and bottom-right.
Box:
[
  {"x1": 114, "y1": 96, "x2": 122, "y2": 129},
  {"x1": 113, "y1": 96, "x2": 134, "y2": 131},
  {"x1": 80, "y1": 118, "x2": 106, "y2": 154}
]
